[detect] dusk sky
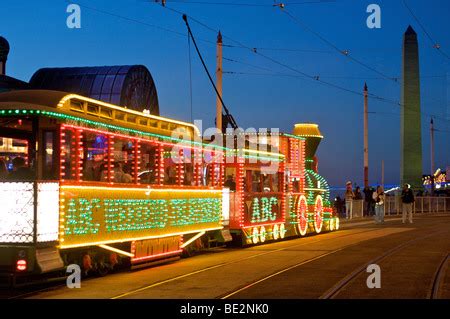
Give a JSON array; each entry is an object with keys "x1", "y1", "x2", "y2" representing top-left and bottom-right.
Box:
[{"x1": 1, "y1": 0, "x2": 449, "y2": 188}]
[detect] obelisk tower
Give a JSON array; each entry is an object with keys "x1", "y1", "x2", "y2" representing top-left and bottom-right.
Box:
[{"x1": 401, "y1": 25, "x2": 422, "y2": 189}]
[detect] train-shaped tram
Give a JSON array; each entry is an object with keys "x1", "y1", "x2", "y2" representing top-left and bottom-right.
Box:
[{"x1": 0, "y1": 90, "x2": 338, "y2": 286}]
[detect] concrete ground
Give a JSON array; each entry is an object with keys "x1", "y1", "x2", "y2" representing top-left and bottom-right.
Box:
[{"x1": 5, "y1": 214, "x2": 450, "y2": 299}]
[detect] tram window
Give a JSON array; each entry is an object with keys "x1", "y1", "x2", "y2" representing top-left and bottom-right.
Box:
[
  {"x1": 262, "y1": 174, "x2": 271, "y2": 192},
  {"x1": 252, "y1": 171, "x2": 262, "y2": 192},
  {"x1": 139, "y1": 142, "x2": 158, "y2": 184},
  {"x1": 195, "y1": 158, "x2": 205, "y2": 186},
  {"x1": 204, "y1": 151, "x2": 222, "y2": 187},
  {"x1": 82, "y1": 131, "x2": 108, "y2": 182},
  {"x1": 224, "y1": 167, "x2": 236, "y2": 191},
  {"x1": 0, "y1": 117, "x2": 33, "y2": 132},
  {"x1": 205, "y1": 163, "x2": 221, "y2": 187},
  {"x1": 182, "y1": 148, "x2": 194, "y2": 186},
  {"x1": 164, "y1": 146, "x2": 177, "y2": 185},
  {"x1": 42, "y1": 131, "x2": 56, "y2": 180},
  {"x1": 293, "y1": 180, "x2": 300, "y2": 193},
  {"x1": 272, "y1": 173, "x2": 279, "y2": 192},
  {"x1": 61, "y1": 128, "x2": 75, "y2": 180},
  {"x1": 110, "y1": 137, "x2": 134, "y2": 183},
  {"x1": 0, "y1": 139, "x2": 33, "y2": 181}
]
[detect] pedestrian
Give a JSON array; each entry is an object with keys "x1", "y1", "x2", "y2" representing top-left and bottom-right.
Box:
[
  {"x1": 354, "y1": 186, "x2": 363, "y2": 200},
  {"x1": 363, "y1": 186, "x2": 374, "y2": 217},
  {"x1": 373, "y1": 186, "x2": 385, "y2": 224},
  {"x1": 401, "y1": 183, "x2": 415, "y2": 224},
  {"x1": 334, "y1": 196, "x2": 344, "y2": 218},
  {"x1": 345, "y1": 181, "x2": 354, "y2": 220}
]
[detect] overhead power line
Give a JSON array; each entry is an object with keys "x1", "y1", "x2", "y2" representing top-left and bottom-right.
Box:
[
  {"x1": 279, "y1": 8, "x2": 399, "y2": 83},
  {"x1": 157, "y1": 4, "x2": 401, "y2": 106},
  {"x1": 154, "y1": 0, "x2": 336, "y2": 7},
  {"x1": 156, "y1": 3, "x2": 450, "y2": 123},
  {"x1": 77, "y1": 0, "x2": 448, "y2": 124},
  {"x1": 402, "y1": 0, "x2": 450, "y2": 60},
  {"x1": 68, "y1": 1, "x2": 217, "y2": 45}
]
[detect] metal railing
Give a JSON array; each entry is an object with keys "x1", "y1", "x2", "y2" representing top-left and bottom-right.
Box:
[
  {"x1": 338, "y1": 197, "x2": 449, "y2": 219},
  {"x1": 385, "y1": 196, "x2": 449, "y2": 215}
]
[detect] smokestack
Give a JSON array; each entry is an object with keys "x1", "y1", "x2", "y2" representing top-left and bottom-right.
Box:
[{"x1": 0, "y1": 36, "x2": 10, "y2": 75}]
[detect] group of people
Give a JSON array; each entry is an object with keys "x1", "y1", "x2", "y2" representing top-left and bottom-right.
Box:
[
  {"x1": 335, "y1": 182, "x2": 415, "y2": 225},
  {"x1": 0, "y1": 157, "x2": 33, "y2": 180}
]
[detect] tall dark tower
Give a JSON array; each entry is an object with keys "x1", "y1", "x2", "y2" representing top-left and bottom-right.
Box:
[{"x1": 401, "y1": 26, "x2": 422, "y2": 189}]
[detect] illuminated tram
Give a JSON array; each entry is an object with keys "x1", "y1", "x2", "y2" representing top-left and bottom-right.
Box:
[
  {"x1": 0, "y1": 90, "x2": 226, "y2": 284},
  {"x1": 224, "y1": 128, "x2": 338, "y2": 246},
  {"x1": 0, "y1": 90, "x2": 338, "y2": 286}
]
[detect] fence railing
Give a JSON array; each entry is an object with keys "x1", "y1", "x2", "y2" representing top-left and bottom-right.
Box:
[
  {"x1": 385, "y1": 196, "x2": 449, "y2": 215},
  {"x1": 338, "y1": 197, "x2": 450, "y2": 219}
]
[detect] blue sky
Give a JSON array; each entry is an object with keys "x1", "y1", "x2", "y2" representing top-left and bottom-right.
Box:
[{"x1": 1, "y1": 0, "x2": 449, "y2": 188}]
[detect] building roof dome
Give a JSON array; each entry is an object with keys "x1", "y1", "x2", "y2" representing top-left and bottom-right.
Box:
[{"x1": 0, "y1": 36, "x2": 10, "y2": 61}]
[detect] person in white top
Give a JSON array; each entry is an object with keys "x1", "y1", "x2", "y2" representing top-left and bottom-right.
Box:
[
  {"x1": 372, "y1": 186, "x2": 385, "y2": 224},
  {"x1": 344, "y1": 181, "x2": 354, "y2": 220}
]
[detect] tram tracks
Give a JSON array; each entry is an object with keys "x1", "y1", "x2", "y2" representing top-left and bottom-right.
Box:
[
  {"x1": 218, "y1": 222, "x2": 447, "y2": 299},
  {"x1": 6, "y1": 226, "x2": 371, "y2": 299},
  {"x1": 110, "y1": 227, "x2": 387, "y2": 299},
  {"x1": 13, "y1": 220, "x2": 439, "y2": 299},
  {"x1": 429, "y1": 253, "x2": 449, "y2": 299},
  {"x1": 320, "y1": 230, "x2": 448, "y2": 299}
]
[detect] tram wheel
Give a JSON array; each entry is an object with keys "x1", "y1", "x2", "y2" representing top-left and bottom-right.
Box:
[
  {"x1": 259, "y1": 226, "x2": 266, "y2": 243},
  {"x1": 252, "y1": 227, "x2": 259, "y2": 244},
  {"x1": 279, "y1": 224, "x2": 286, "y2": 239},
  {"x1": 96, "y1": 262, "x2": 110, "y2": 277},
  {"x1": 272, "y1": 224, "x2": 280, "y2": 240},
  {"x1": 297, "y1": 195, "x2": 308, "y2": 236},
  {"x1": 329, "y1": 218, "x2": 335, "y2": 231},
  {"x1": 314, "y1": 196, "x2": 324, "y2": 234},
  {"x1": 335, "y1": 217, "x2": 340, "y2": 231}
]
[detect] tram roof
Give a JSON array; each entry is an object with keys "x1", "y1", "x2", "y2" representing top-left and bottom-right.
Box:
[{"x1": 0, "y1": 89, "x2": 200, "y2": 139}]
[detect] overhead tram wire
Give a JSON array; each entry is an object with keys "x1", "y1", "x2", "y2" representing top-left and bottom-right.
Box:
[
  {"x1": 155, "y1": 0, "x2": 336, "y2": 7},
  {"x1": 156, "y1": 3, "x2": 402, "y2": 106},
  {"x1": 402, "y1": 0, "x2": 450, "y2": 60},
  {"x1": 77, "y1": 0, "x2": 449, "y2": 123},
  {"x1": 68, "y1": 1, "x2": 217, "y2": 46},
  {"x1": 223, "y1": 57, "x2": 282, "y2": 73},
  {"x1": 61, "y1": 1, "x2": 449, "y2": 124},
  {"x1": 145, "y1": 1, "x2": 449, "y2": 123},
  {"x1": 227, "y1": 62, "x2": 448, "y2": 122},
  {"x1": 176, "y1": 6, "x2": 449, "y2": 123},
  {"x1": 278, "y1": 7, "x2": 399, "y2": 83},
  {"x1": 223, "y1": 69, "x2": 447, "y2": 81},
  {"x1": 182, "y1": 14, "x2": 238, "y2": 129}
]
